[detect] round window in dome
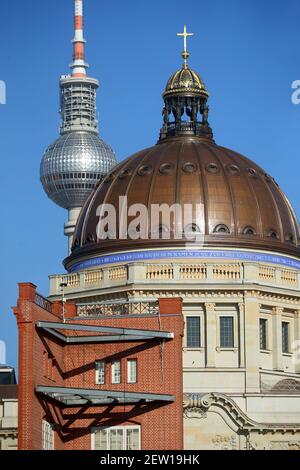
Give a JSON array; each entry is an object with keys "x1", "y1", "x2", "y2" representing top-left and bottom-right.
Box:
[
  {"x1": 213, "y1": 224, "x2": 230, "y2": 234},
  {"x1": 152, "y1": 224, "x2": 170, "y2": 239},
  {"x1": 206, "y1": 163, "x2": 219, "y2": 174},
  {"x1": 119, "y1": 168, "x2": 132, "y2": 180},
  {"x1": 268, "y1": 229, "x2": 279, "y2": 239},
  {"x1": 137, "y1": 165, "x2": 153, "y2": 176},
  {"x1": 226, "y1": 164, "x2": 240, "y2": 175},
  {"x1": 285, "y1": 233, "x2": 294, "y2": 244},
  {"x1": 182, "y1": 162, "x2": 197, "y2": 174},
  {"x1": 247, "y1": 168, "x2": 257, "y2": 177},
  {"x1": 243, "y1": 226, "x2": 256, "y2": 236},
  {"x1": 159, "y1": 163, "x2": 174, "y2": 175}
]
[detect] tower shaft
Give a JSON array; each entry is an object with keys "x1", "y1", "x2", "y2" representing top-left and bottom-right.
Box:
[{"x1": 71, "y1": 0, "x2": 88, "y2": 77}]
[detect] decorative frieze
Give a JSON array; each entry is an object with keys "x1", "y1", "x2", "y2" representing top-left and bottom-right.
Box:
[
  {"x1": 77, "y1": 300, "x2": 159, "y2": 317},
  {"x1": 183, "y1": 392, "x2": 300, "y2": 434}
]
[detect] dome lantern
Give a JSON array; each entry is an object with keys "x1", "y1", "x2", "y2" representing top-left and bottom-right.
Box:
[{"x1": 160, "y1": 25, "x2": 213, "y2": 141}]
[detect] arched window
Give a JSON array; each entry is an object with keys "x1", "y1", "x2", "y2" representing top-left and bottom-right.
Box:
[
  {"x1": 184, "y1": 223, "x2": 200, "y2": 235},
  {"x1": 213, "y1": 224, "x2": 230, "y2": 234},
  {"x1": 184, "y1": 224, "x2": 201, "y2": 241},
  {"x1": 152, "y1": 224, "x2": 170, "y2": 239},
  {"x1": 268, "y1": 229, "x2": 278, "y2": 239},
  {"x1": 285, "y1": 233, "x2": 294, "y2": 244},
  {"x1": 243, "y1": 226, "x2": 256, "y2": 236}
]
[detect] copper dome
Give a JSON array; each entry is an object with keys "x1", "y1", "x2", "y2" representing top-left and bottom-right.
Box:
[
  {"x1": 64, "y1": 33, "x2": 300, "y2": 270},
  {"x1": 65, "y1": 135, "x2": 300, "y2": 269},
  {"x1": 163, "y1": 67, "x2": 209, "y2": 99}
]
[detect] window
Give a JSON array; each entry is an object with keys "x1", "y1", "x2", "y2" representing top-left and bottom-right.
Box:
[
  {"x1": 111, "y1": 360, "x2": 121, "y2": 384},
  {"x1": 42, "y1": 420, "x2": 54, "y2": 450},
  {"x1": 95, "y1": 361, "x2": 105, "y2": 385},
  {"x1": 220, "y1": 317, "x2": 234, "y2": 348},
  {"x1": 213, "y1": 224, "x2": 230, "y2": 234},
  {"x1": 184, "y1": 224, "x2": 201, "y2": 238},
  {"x1": 93, "y1": 426, "x2": 140, "y2": 450},
  {"x1": 243, "y1": 226, "x2": 256, "y2": 236},
  {"x1": 282, "y1": 322, "x2": 290, "y2": 353},
  {"x1": 268, "y1": 229, "x2": 278, "y2": 239},
  {"x1": 259, "y1": 319, "x2": 268, "y2": 350},
  {"x1": 127, "y1": 359, "x2": 137, "y2": 384},
  {"x1": 186, "y1": 317, "x2": 201, "y2": 348}
]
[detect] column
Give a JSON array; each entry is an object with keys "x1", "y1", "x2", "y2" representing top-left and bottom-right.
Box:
[
  {"x1": 272, "y1": 307, "x2": 283, "y2": 371},
  {"x1": 244, "y1": 292, "x2": 260, "y2": 393},
  {"x1": 294, "y1": 309, "x2": 300, "y2": 373},
  {"x1": 238, "y1": 302, "x2": 246, "y2": 368},
  {"x1": 205, "y1": 303, "x2": 216, "y2": 368}
]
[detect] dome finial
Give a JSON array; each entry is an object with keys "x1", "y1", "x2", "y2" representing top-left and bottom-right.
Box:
[{"x1": 177, "y1": 25, "x2": 194, "y2": 69}]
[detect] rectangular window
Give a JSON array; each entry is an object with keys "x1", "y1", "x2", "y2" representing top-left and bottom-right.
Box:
[
  {"x1": 127, "y1": 359, "x2": 137, "y2": 383},
  {"x1": 93, "y1": 426, "x2": 140, "y2": 450},
  {"x1": 220, "y1": 316, "x2": 234, "y2": 348},
  {"x1": 186, "y1": 317, "x2": 201, "y2": 348},
  {"x1": 95, "y1": 361, "x2": 105, "y2": 385},
  {"x1": 259, "y1": 319, "x2": 268, "y2": 350},
  {"x1": 282, "y1": 322, "x2": 290, "y2": 353},
  {"x1": 111, "y1": 360, "x2": 121, "y2": 384},
  {"x1": 42, "y1": 420, "x2": 54, "y2": 450}
]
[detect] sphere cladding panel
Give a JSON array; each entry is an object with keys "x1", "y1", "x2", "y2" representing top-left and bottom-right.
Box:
[{"x1": 40, "y1": 131, "x2": 116, "y2": 209}]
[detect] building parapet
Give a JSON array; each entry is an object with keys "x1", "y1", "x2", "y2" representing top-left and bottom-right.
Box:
[{"x1": 49, "y1": 261, "x2": 300, "y2": 298}]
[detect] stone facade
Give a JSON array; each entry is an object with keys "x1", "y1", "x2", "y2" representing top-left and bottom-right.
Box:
[
  {"x1": 0, "y1": 397, "x2": 18, "y2": 450},
  {"x1": 48, "y1": 252, "x2": 300, "y2": 449},
  {"x1": 0, "y1": 375, "x2": 18, "y2": 451}
]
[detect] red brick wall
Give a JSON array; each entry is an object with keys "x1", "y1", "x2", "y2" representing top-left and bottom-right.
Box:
[{"x1": 13, "y1": 284, "x2": 184, "y2": 450}]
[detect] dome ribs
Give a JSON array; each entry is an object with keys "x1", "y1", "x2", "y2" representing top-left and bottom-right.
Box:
[{"x1": 219, "y1": 145, "x2": 263, "y2": 239}]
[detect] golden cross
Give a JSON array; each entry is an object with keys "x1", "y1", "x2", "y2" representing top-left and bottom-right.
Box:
[{"x1": 177, "y1": 25, "x2": 194, "y2": 54}]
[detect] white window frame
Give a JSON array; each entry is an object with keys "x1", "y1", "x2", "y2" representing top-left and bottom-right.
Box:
[
  {"x1": 42, "y1": 420, "x2": 54, "y2": 450},
  {"x1": 127, "y1": 359, "x2": 137, "y2": 384},
  {"x1": 91, "y1": 425, "x2": 141, "y2": 450},
  {"x1": 95, "y1": 361, "x2": 105, "y2": 385},
  {"x1": 111, "y1": 360, "x2": 121, "y2": 384}
]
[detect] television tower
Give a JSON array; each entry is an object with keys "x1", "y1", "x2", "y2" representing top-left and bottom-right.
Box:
[{"x1": 40, "y1": 0, "x2": 116, "y2": 254}]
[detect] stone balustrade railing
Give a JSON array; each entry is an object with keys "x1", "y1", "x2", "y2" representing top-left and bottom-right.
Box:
[{"x1": 49, "y1": 262, "x2": 300, "y2": 297}]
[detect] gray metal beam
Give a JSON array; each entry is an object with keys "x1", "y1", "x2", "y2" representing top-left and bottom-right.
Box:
[
  {"x1": 39, "y1": 329, "x2": 153, "y2": 344},
  {"x1": 43, "y1": 328, "x2": 67, "y2": 342},
  {"x1": 68, "y1": 335, "x2": 154, "y2": 343},
  {"x1": 36, "y1": 385, "x2": 174, "y2": 403},
  {"x1": 36, "y1": 321, "x2": 173, "y2": 340},
  {"x1": 48, "y1": 397, "x2": 144, "y2": 405}
]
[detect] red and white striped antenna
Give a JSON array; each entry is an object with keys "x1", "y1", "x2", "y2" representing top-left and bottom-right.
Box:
[{"x1": 71, "y1": 0, "x2": 89, "y2": 77}]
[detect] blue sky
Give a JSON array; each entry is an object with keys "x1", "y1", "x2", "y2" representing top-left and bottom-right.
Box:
[{"x1": 0, "y1": 0, "x2": 299, "y2": 371}]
